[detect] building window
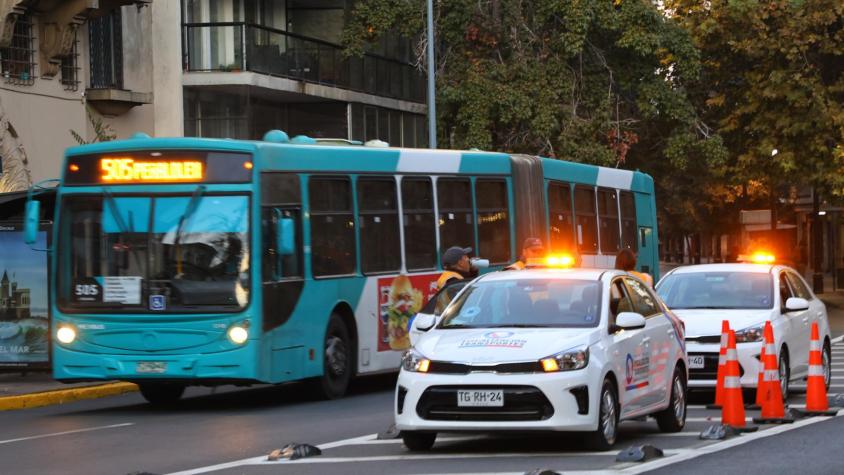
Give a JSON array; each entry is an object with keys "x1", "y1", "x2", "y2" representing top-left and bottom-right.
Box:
[
  {"x1": 0, "y1": 15, "x2": 35, "y2": 85},
  {"x1": 89, "y1": 9, "x2": 123, "y2": 89},
  {"x1": 357, "y1": 177, "x2": 401, "y2": 274},
  {"x1": 548, "y1": 181, "x2": 574, "y2": 253},
  {"x1": 61, "y1": 29, "x2": 80, "y2": 91},
  {"x1": 476, "y1": 179, "x2": 511, "y2": 264},
  {"x1": 598, "y1": 188, "x2": 620, "y2": 254},
  {"x1": 437, "y1": 178, "x2": 475, "y2": 252},
  {"x1": 309, "y1": 176, "x2": 356, "y2": 277},
  {"x1": 401, "y1": 177, "x2": 436, "y2": 271},
  {"x1": 574, "y1": 186, "x2": 598, "y2": 254}
]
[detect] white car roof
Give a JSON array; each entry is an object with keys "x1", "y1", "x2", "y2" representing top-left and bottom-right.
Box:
[
  {"x1": 479, "y1": 268, "x2": 617, "y2": 282},
  {"x1": 666, "y1": 263, "x2": 774, "y2": 275}
]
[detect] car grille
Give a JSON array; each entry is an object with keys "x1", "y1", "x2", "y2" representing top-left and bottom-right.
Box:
[
  {"x1": 689, "y1": 353, "x2": 745, "y2": 380},
  {"x1": 686, "y1": 335, "x2": 722, "y2": 344},
  {"x1": 416, "y1": 385, "x2": 554, "y2": 421},
  {"x1": 426, "y1": 361, "x2": 543, "y2": 374}
]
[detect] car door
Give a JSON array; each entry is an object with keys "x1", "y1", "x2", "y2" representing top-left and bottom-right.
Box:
[
  {"x1": 608, "y1": 278, "x2": 649, "y2": 417},
  {"x1": 778, "y1": 271, "x2": 810, "y2": 376},
  {"x1": 785, "y1": 271, "x2": 819, "y2": 372},
  {"x1": 625, "y1": 277, "x2": 673, "y2": 408}
]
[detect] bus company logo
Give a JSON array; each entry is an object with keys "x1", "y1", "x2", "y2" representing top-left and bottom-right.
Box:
[{"x1": 460, "y1": 331, "x2": 527, "y2": 349}]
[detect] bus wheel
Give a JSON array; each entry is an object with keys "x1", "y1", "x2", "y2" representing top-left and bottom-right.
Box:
[
  {"x1": 138, "y1": 383, "x2": 185, "y2": 405},
  {"x1": 318, "y1": 314, "x2": 352, "y2": 399}
]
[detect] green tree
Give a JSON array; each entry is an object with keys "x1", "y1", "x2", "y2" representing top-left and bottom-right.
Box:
[
  {"x1": 668, "y1": 0, "x2": 844, "y2": 208},
  {"x1": 344, "y1": 0, "x2": 727, "y2": 239},
  {"x1": 70, "y1": 106, "x2": 117, "y2": 145}
]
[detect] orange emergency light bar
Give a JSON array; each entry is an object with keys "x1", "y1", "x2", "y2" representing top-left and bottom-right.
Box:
[
  {"x1": 100, "y1": 157, "x2": 204, "y2": 182},
  {"x1": 750, "y1": 251, "x2": 776, "y2": 264},
  {"x1": 545, "y1": 254, "x2": 576, "y2": 267}
]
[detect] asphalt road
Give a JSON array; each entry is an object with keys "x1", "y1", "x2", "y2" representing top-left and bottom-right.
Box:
[{"x1": 2, "y1": 300, "x2": 843, "y2": 475}]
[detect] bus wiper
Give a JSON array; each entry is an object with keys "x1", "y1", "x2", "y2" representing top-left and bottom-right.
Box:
[
  {"x1": 174, "y1": 185, "x2": 206, "y2": 245},
  {"x1": 103, "y1": 189, "x2": 131, "y2": 233}
]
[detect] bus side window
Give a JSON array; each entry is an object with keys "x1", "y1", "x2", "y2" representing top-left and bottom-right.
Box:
[
  {"x1": 597, "y1": 188, "x2": 620, "y2": 254},
  {"x1": 261, "y1": 174, "x2": 303, "y2": 281},
  {"x1": 357, "y1": 177, "x2": 401, "y2": 274},
  {"x1": 309, "y1": 176, "x2": 356, "y2": 277},
  {"x1": 620, "y1": 191, "x2": 637, "y2": 251},
  {"x1": 476, "y1": 179, "x2": 511, "y2": 264},
  {"x1": 548, "y1": 181, "x2": 574, "y2": 252},
  {"x1": 574, "y1": 186, "x2": 598, "y2": 254},
  {"x1": 401, "y1": 177, "x2": 437, "y2": 271},
  {"x1": 437, "y1": 178, "x2": 475, "y2": 252}
]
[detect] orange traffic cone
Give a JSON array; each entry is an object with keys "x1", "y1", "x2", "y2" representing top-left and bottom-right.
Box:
[
  {"x1": 722, "y1": 330, "x2": 757, "y2": 431},
  {"x1": 707, "y1": 320, "x2": 731, "y2": 410},
  {"x1": 753, "y1": 321, "x2": 793, "y2": 424},
  {"x1": 798, "y1": 322, "x2": 838, "y2": 416}
]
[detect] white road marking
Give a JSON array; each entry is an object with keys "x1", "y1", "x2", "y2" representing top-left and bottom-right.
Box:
[
  {"x1": 617, "y1": 410, "x2": 843, "y2": 474},
  {"x1": 0, "y1": 423, "x2": 134, "y2": 445},
  {"x1": 686, "y1": 417, "x2": 751, "y2": 422},
  {"x1": 831, "y1": 335, "x2": 844, "y2": 344},
  {"x1": 349, "y1": 436, "x2": 484, "y2": 445}
]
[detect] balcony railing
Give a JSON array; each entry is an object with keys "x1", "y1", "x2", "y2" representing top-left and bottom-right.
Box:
[{"x1": 183, "y1": 22, "x2": 426, "y2": 104}]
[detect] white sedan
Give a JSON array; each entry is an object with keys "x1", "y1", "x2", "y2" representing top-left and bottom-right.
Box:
[
  {"x1": 395, "y1": 268, "x2": 688, "y2": 451},
  {"x1": 656, "y1": 263, "x2": 832, "y2": 398}
]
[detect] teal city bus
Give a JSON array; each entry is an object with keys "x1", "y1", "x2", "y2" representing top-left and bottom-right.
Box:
[{"x1": 24, "y1": 131, "x2": 658, "y2": 404}]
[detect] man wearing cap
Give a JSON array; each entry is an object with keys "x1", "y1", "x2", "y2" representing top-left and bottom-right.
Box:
[
  {"x1": 436, "y1": 246, "x2": 474, "y2": 291},
  {"x1": 505, "y1": 237, "x2": 546, "y2": 271}
]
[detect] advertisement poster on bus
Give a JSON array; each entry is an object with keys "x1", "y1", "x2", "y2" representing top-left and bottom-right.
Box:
[
  {"x1": 0, "y1": 222, "x2": 50, "y2": 369},
  {"x1": 377, "y1": 273, "x2": 439, "y2": 352}
]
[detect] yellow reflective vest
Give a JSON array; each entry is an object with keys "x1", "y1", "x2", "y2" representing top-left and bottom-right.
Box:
[{"x1": 436, "y1": 271, "x2": 464, "y2": 291}]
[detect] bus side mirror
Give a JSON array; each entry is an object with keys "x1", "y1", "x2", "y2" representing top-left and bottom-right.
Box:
[
  {"x1": 24, "y1": 200, "x2": 40, "y2": 245},
  {"x1": 277, "y1": 217, "x2": 295, "y2": 256}
]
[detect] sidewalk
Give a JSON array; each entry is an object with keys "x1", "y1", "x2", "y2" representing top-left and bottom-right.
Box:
[{"x1": 0, "y1": 371, "x2": 136, "y2": 410}]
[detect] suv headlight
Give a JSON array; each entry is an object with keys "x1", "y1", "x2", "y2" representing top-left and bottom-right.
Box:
[
  {"x1": 540, "y1": 346, "x2": 589, "y2": 372},
  {"x1": 401, "y1": 349, "x2": 431, "y2": 373},
  {"x1": 735, "y1": 324, "x2": 764, "y2": 343}
]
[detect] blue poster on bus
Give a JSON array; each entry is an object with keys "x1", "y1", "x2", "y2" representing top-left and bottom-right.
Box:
[{"x1": 0, "y1": 222, "x2": 50, "y2": 368}]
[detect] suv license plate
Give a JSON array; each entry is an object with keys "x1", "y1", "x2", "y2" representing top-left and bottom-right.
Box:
[
  {"x1": 457, "y1": 390, "x2": 504, "y2": 407},
  {"x1": 136, "y1": 362, "x2": 167, "y2": 374},
  {"x1": 689, "y1": 355, "x2": 706, "y2": 369}
]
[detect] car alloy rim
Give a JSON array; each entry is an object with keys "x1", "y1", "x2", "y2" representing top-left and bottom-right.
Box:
[
  {"x1": 779, "y1": 355, "x2": 788, "y2": 398},
  {"x1": 601, "y1": 389, "x2": 617, "y2": 443},
  {"x1": 673, "y1": 376, "x2": 685, "y2": 423},
  {"x1": 325, "y1": 335, "x2": 347, "y2": 378},
  {"x1": 823, "y1": 347, "x2": 831, "y2": 388}
]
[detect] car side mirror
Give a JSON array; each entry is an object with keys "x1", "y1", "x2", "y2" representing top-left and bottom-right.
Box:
[
  {"x1": 785, "y1": 297, "x2": 809, "y2": 312},
  {"x1": 24, "y1": 199, "x2": 40, "y2": 245},
  {"x1": 615, "y1": 312, "x2": 646, "y2": 330},
  {"x1": 413, "y1": 313, "x2": 436, "y2": 332}
]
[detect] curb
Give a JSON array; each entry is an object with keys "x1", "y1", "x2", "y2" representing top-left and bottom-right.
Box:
[{"x1": 0, "y1": 382, "x2": 138, "y2": 411}]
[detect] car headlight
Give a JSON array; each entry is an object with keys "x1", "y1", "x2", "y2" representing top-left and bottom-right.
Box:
[
  {"x1": 735, "y1": 324, "x2": 764, "y2": 343},
  {"x1": 401, "y1": 349, "x2": 431, "y2": 373},
  {"x1": 540, "y1": 346, "x2": 589, "y2": 372}
]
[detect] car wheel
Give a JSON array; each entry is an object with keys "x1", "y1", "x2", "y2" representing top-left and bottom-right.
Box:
[
  {"x1": 823, "y1": 342, "x2": 832, "y2": 390},
  {"x1": 315, "y1": 314, "x2": 352, "y2": 400},
  {"x1": 402, "y1": 431, "x2": 436, "y2": 451},
  {"x1": 586, "y1": 379, "x2": 619, "y2": 451},
  {"x1": 655, "y1": 367, "x2": 687, "y2": 433},
  {"x1": 778, "y1": 350, "x2": 789, "y2": 401},
  {"x1": 138, "y1": 383, "x2": 185, "y2": 405}
]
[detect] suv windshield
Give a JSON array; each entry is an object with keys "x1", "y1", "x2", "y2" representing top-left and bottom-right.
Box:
[
  {"x1": 656, "y1": 271, "x2": 773, "y2": 310},
  {"x1": 58, "y1": 193, "x2": 250, "y2": 312},
  {"x1": 439, "y1": 279, "x2": 601, "y2": 329}
]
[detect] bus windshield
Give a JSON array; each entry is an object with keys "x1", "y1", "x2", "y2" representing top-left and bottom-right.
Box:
[{"x1": 58, "y1": 193, "x2": 250, "y2": 312}]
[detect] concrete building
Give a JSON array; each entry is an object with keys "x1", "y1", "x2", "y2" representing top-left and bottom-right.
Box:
[{"x1": 0, "y1": 0, "x2": 428, "y2": 193}]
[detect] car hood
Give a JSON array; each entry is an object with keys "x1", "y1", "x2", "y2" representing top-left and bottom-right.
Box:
[
  {"x1": 415, "y1": 327, "x2": 599, "y2": 364},
  {"x1": 672, "y1": 309, "x2": 773, "y2": 337}
]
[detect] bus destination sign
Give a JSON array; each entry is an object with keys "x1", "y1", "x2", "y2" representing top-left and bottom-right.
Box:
[
  {"x1": 64, "y1": 151, "x2": 253, "y2": 185},
  {"x1": 100, "y1": 157, "x2": 204, "y2": 182}
]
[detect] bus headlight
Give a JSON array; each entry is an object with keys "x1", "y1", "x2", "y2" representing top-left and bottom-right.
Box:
[
  {"x1": 227, "y1": 325, "x2": 249, "y2": 345},
  {"x1": 56, "y1": 326, "x2": 77, "y2": 344}
]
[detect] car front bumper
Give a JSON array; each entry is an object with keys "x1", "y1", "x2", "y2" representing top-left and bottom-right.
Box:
[{"x1": 686, "y1": 341, "x2": 763, "y2": 389}]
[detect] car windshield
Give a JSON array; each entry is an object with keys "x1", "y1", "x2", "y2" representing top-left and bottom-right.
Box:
[
  {"x1": 656, "y1": 271, "x2": 773, "y2": 310},
  {"x1": 439, "y1": 279, "x2": 601, "y2": 329},
  {"x1": 58, "y1": 193, "x2": 250, "y2": 312}
]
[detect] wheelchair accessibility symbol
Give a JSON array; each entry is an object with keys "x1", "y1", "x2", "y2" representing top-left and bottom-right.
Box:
[{"x1": 150, "y1": 295, "x2": 166, "y2": 311}]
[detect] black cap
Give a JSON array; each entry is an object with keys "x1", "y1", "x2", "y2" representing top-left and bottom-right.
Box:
[
  {"x1": 442, "y1": 246, "x2": 472, "y2": 267},
  {"x1": 523, "y1": 237, "x2": 544, "y2": 250}
]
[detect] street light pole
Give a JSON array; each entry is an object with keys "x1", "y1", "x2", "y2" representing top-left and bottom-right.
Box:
[
  {"x1": 426, "y1": 0, "x2": 437, "y2": 149},
  {"x1": 812, "y1": 186, "x2": 824, "y2": 293}
]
